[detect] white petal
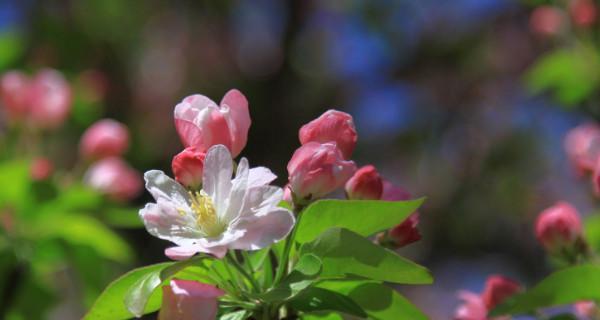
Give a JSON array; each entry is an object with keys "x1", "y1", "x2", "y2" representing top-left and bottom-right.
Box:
[
  {"x1": 139, "y1": 201, "x2": 200, "y2": 247},
  {"x1": 165, "y1": 244, "x2": 228, "y2": 260},
  {"x1": 247, "y1": 167, "x2": 277, "y2": 188},
  {"x1": 144, "y1": 170, "x2": 190, "y2": 206},
  {"x1": 239, "y1": 186, "x2": 283, "y2": 218},
  {"x1": 229, "y1": 208, "x2": 295, "y2": 251},
  {"x1": 221, "y1": 157, "x2": 249, "y2": 223},
  {"x1": 203, "y1": 145, "x2": 233, "y2": 214}
]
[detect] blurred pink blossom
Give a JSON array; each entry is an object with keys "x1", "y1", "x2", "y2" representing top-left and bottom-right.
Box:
[
  {"x1": 85, "y1": 157, "x2": 142, "y2": 201},
  {"x1": 530, "y1": 6, "x2": 565, "y2": 36},
  {"x1": 570, "y1": 0, "x2": 597, "y2": 27},
  {"x1": 345, "y1": 165, "x2": 384, "y2": 200},
  {"x1": 27, "y1": 69, "x2": 72, "y2": 129},
  {"x1": 454, "y1": 291, "x2": 487, "y2": 320},
  {"x1": 535, "y1": 201, "x2": 583, "y2": 253},
  {"x1": 299, "y1": 109, "x2": 358, "y2": 159},
  {"x1": 158, "y1": 279, "x2": 224, "y2": 320},
  {"x1": 481, "y1": 275, "x2": 521, "y2": 310},
  {"x1": 30, "y1": 158, "x2": 54, "y2": 181},
  {"x1": 80, "y1": 119, "x2": 130, "y2": 160},
  {"x1": 287, "y1": 142, "x2": 356, "y2": 201},
  {"x1": 0, "y1": 71, "x2": 30, "y2": 120},
  {"x1": 564, "y1": 123, "x2": 600, "y2": 174}
]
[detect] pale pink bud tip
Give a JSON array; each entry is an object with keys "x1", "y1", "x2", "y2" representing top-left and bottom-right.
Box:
[
  {"x1": 389, "y1": 213, "x2": 421, "y2": 248},
  {"x1": 299, "y1": 109, "x2": 358, "y2": 159},
  {"x1": 564, "y1": 123, "x2": 600, "y2": 174},
  {"x1": 80, "y1": 119, "x2": 130, "y2": 160},
  {"x1": 172, "y1": 147, "x2": 206, "y2": 189},
  {"x1": 84, "y1": 157, "x2": 142, "y2": 201},
  {"x1": 159, "y1": 280, "x2": 224, "y2": 320},
  {"x1": 287, "y1": 142, "x2": 357, "y2": 201},
  {"x1": 174, "y1": 89, "x2": 251, "y2": 157},
  {"x1": 535, "y1": 201, "x2": 583, "y2": 252},
  {"x1": 530, "y1": 6, "x2": 565, "y2": 36},
  {"x1": 481, "y1": 275, "x2": 521, "y2": 310},
  {"x1": 345, "y1": 165, "x2": 384, "y2": 200},
  {"x1": 30, "y1": 158, "x2": 54, "y2": 181}
]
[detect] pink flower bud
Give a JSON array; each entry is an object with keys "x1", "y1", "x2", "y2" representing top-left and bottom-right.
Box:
[
  {"x1": 0, "y1": 71, "x2": 30, "y2": 120},
  {"x1": 345, "y1": 165, "x2": 383, "y2": 200},
  {"x1": 85, "y1": 157, "x2": 142, "y2": 201},
  {"x1": 388, "y1": 214, "x2": 421, "y2": 248},
  {"x1": 530, "y1": 6, "x2": 565, "y2": 36},
  {"x1": 159, "y1": 279, "x2": 224, "y2": 320},
  {"x1": 80, "y1": 119, "x2": 130, "y2": 160},
  {"x1": 381, "y1": 180, "x2": 412, "y2": 201},
  {"x1": 570, "y1": 0, "x2": 597, "y2": 27},
  {"x1": 299, "y1": 109, "x2": 358, "y2": 159},
  {"x1": 27, "y1": 69, "x2": 72, "y2": 128},
  {"x1": 283, "y1": 183, "x2": 293, "y2": 204},
  {"x1": 30, "y1": 158, "x2": 54, "y2": 181},
  {"x1": 172, "y1": 147, "x2": 206, "y2": 189},
  {"x1": 535, "y1": 201, "x2": 583, "y2": 252},
  {"x1": 454, "y1": 291, "x2": 487, "y2": 320},
  {"x1": 174, "y1": 89, "x2": 251, "y2": 157},
  {"x1": 565, "y1": 123, "x2": 600, "y2": 174},
  {"x1": 287, "y1": 142, "x2": 357, "y2": 200},
  {"x1": 481, "y1": 275, "x2": 521, "y2": 310},
  {"x1": 575, "y1": 301, "x2": 598, "y2": 318}
]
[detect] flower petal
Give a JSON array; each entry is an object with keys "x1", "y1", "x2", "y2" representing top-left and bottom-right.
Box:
[
  {"x1": 139, "y1": 202, "x2": 200, "y2": 247},
  {"x1": 229, "y1": 208, "x2": 295, "y2": 251},
  {"x1": 248, "y1": 167, "x2": 277, "y2": 188},
  {"x1": 203, "y1": 145, "x2": 233, "y2": 214},
  {"x1": 220, "y1": 89, "x2": 251, "y2": 157},
  {"x1": 221, "y1": 157, "x2": 249, "y2": 223},
  {"x1": 144, "y1": 170, "x2": 190, "y2": 206},
  {"x1": 239, "y1": 185, "x2": 283, "y2": 218}
]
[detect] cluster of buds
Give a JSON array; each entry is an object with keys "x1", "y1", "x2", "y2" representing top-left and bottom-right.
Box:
[
  {"x1": 454, "y1": 275, "x2": 522, "y2": 320},
  {"x1": 535, "y1": 202, "x2": 588, "y2": 263},
  {"x1": 529, "y1": 0, "x2": 597, "y2": 37}
]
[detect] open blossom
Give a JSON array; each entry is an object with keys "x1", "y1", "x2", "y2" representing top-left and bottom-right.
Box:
[
  {"x1": 27, "y1": 69, "x2": 72, "y2": 128},
  {"x1": 158, "y1": 279, "x2": 224, "y2": 320},
  {"x1": 140, "y1": 145, "x2": 295, "y2": 259},
  {"x1": 345, "y1": 165, "x2": 383, "y2": 200},
  {"x1": 174, "y1": 89, "x2": 251, "y2": 157},
  {"x1": 299, "y1": 109, "x2": 357, "y2": 159},
  {"x1": 564, "y1": 123, "x2": 600, "y2": 174},
  {"x1": 481, "y1": 275, "x2": 521, "y2": 310},
  {"x1": 80, "y1": 119, "x2": 130, "y2": 160},
  {"x1": 287, "y1": 142, "x2": 356, "y2": 201},
  {"x1": 535, "y1": 201, "x2": 583, "y2": 252},
  {"x1": 85, "y1": 157, "x2": 142, "y2": 201},
  {"x1": 172, "y1": 147, "x2": 206, "y2": 189},
  {"x1": 0, "y1": 71, "x2": 30, "y2": 119}
]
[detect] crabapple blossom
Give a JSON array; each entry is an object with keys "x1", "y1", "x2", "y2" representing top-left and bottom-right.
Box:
[
  {"x1": 80, "y1": 119, "x2": 130, "y2": 160},
  {"x1": 30, "y1": 158, "x2": 54, "y2": 181},
  {"x1": 140, "y1": 145, "x2": 295, "y2": 259},
  {"x1": 172, "y1": 147, "x2": 206, "y2": 189},
  {"x1": 535, "y1": 201, "x2": 583, "y2": 253},
  {"x1": 158, "y1": 279, "x2": 224, "y2": 320},
  {"x1": 0, "y1": 71, "x2": 30, "y2": 119},
  {"x1": 287, "y1": 142, "x2": 356, "y2": 201},
  {"x1": 530, "y1": 6, "x2": 565, "y2": 36},
  {"x1": 27, "y1": 69, "x2": 72, "y2": 128},
  {"x1": 345, "y1": 165, "x2": 383, "y2": 200},
  {"x1": 481, "y1": 275, "x2": 521, "y2": 310},
  {"x1": 376, "y1": 180, "x2": 421, "y2": 248},
  {"x1": 570, "y1": 0, "x2": 597, "y2": 27},
  {"x1": 564, "y1": 123, "x2": 600, "y2": 174},
  {"x1": 454, "y1": 291, "x2": 487, "y2": 320},
  {"x1": 174, "y1": 89, "x2": 250, "y2": 157},
  {"x1": 299, "y1": 109, "x2": 357, "y2": 159},
  {"x1": 85, "y1": 157, "x2": 142, "y2": 201}
]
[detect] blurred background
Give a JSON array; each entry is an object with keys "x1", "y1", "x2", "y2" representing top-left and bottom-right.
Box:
[{"x1": 1, "y1": 0, "x2": 599, "y2": 319}]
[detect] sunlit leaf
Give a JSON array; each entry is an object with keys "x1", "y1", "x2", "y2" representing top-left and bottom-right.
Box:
[
  {"x1": 258, "y1": 254, "x2": 322, "y2": 302},
  {"x1": 295, "y1": 199, "x2": 423, "y2": 244},
  {"x1": 289, "y1": 287, "x2": 366, "y2": 318},
  {"x1": 490, "y1": 264, "x2": 600, "y2": 316},
  {"x1": 0, "y1": 31, "x2": 24, "y2": 71},
  {"x1": 301, "y1": 228, "x2": 432, "y2": 284}
]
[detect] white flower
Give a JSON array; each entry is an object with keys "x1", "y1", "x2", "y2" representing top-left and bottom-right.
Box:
[{"x1": 139, "y1": 145, "x2": 295, "y2": 259}]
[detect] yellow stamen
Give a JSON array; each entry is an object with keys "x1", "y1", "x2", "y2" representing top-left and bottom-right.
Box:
[{"x1": 187, "y1": 191, "x2": 224, "y2": 237}]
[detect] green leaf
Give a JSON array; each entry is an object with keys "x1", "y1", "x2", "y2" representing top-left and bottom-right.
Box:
[
  {"x1": 37, "y1": 214, "x2": 133, "y2": 263},
  {"x1": 258, "y1": 254, "x2": 322, "y2": 302},
  {"x1": 316, "y1": 280, "x2": 428, "y2": 320},
  {"x1": 584, "y1": 214, "x2": 600, "y2": 251},
  {"x1": 102, "y1": 207, "x2": 144, "y2": 228},
  {"x1": 125, "y1": 257, "x2": 209, "y2": 317},
  {"x1": 295, "y1": 199, "x2": 423, "y2": 244},
  {"x1": 52, "y1": 185, "x2": 103, "y2": 211},
  {"x1": 300, "y1": 228, "x2": 432, "y2": 284},
  {"x1": 220, "y1": 310, "x2": 250, "y2": 320},
  {"x1": 0, "y1": 31, "x2": 24, "y2": 70},
  {"x1": 525, "y1": 46, "x2": 600, "y2": 106},
  {"x1": 548, "y1": 314, "x2": 578, "y2": 320},
  {"x1": 289, "y1": 287, "x2": 366, "y2": 318},
  {"x1": 491, "y1": 264, "x2": 600, "y2": 316},
  {"x1": 0, "y1": 161, "x2": 30, "y2": 208},
  {"x1": 84, "y1": 263, "x2": 173, "y2": 320}
]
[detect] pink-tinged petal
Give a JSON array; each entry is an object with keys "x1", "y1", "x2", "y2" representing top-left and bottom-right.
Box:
[
  {"x1": 140, "y1": 202, "x2": 200, "y2": 247},
  {"x1": 203, "y1": 145, "x2": 233, "y2": 214},
  {"x1": 481, "y1": 275, "x2": 521, "y2": 310},
  {"x1": 174, "y1": 96, "x2": 232, "y2": 152},
  {"x1": 247, "y1": 167, "x2": 277, "y2": 188},
  {"x1": 165, "y1": 246, "x2": 200, "y2": 261},
  {"x1": 454, "y1": 291, "x2": 487, "y2": 320},
  {"x1": 159, "y1": 280, "x2": 224, "y2": 320},
  {"x1": 239, "y1": 186, "x2": 283, "y2": 218},
  {"x1": 144, "y1": 170, "x2": 190, "y2": 206},
  {"x1": 229, "y1": 208, "x2": 295, "y2": 251},
  {"x1": 222, "y1": 157, "x2": 249, "y2": 223},
  {"x1": 345, "y1": 165, "x2": 384, "y2": 200},
  {"x1": 388, "y1": 213, "x2": 421, "y2": 248},
  {"x1": 172, "y1": 147, "x2": 206, "y2": 189},
  {"x1": 564, "y1": 123, "x2": 600, "y2": 173},
  {"x1": 221, "y1": 89, "x2": 251, "y2": 157},
  {"x1": 574, "y1": 301, "x2": 597, "y2": 318}
]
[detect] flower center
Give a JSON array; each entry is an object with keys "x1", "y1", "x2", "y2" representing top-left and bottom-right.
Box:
[{"x1": 188, "y1": 191, "x2": 225, "y2": 237}]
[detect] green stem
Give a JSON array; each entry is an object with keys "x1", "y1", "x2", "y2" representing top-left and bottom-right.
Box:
[
  {"x1": 273, "y1": 206, "x2": 304, "y2": 285},
  {"x1": 227, "y1": 252, "x2": 260, "y2": 293}
]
